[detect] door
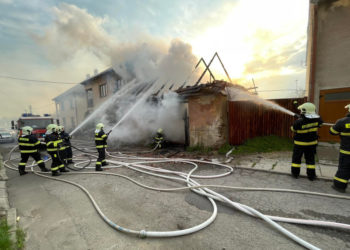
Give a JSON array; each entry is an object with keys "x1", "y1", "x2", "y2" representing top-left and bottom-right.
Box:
[{"x1": 319, "y1": 87, "x2": 350, "y2": 142}]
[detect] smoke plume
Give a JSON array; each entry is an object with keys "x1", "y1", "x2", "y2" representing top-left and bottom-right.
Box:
[{"x1": 37, "y1": 4, "x2": 198, "y2": 144}]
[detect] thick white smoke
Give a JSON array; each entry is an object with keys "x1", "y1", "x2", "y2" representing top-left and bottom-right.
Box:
[
  {"x1": 105, "y1": 91, "x2": 185, "y2": 146},
  {"x1": 35, "y1": 3, "x2": 198, "y2": 144}
]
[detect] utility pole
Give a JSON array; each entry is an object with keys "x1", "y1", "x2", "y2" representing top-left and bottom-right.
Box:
[{"x1": 29, "y1": 105, "x2": 32, "y2": 114}]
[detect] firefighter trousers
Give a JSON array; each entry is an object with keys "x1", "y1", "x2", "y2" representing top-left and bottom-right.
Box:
[
  {"x1": 59, "y1": 148, "x2": 67, "y2": 164},
  {"x1": 48, "y1": 152, "x2": 64, "y2": 173},
  {"x1": 291, "y1": 145, "x2": 317, "y2": 179},
  {"x1": 333, "y1": 153, "x2": 350, "y2": 190},
  {"x1": 18, "y1": 152, "x2": 46, "y2": 173},
  {"x1": 65, "y1": 145, "x2": 73, "y2": 162},
  {"x1": 96, "y1": 148, "x2": 106, "y2": 168}
]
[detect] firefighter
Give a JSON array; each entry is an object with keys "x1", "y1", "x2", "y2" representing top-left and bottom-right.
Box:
[
  {"x1": 95, "y1": 123, "x2": 109, "y2": 171},
  {"x1": 58, "y1": 126, "x2": 74, "y2": 164},
  {"x1": 45, "y1": 124, "x2": 69, "y2": 176},
  {"x1": 57, "y1": 126, "x2": 67, "y2": 165},
  {"x1": 17, "y1": 126, "x2": 49, "y2": 175},
  {"x1": 329, "y1": 104, "x2": 350, "y2": 193},
  {"x1": 154, "y1": 128, "x2": 164, "y2": 149},
  {"x1": 290, "y1": 102, "x2": 323, "y2": 180}
]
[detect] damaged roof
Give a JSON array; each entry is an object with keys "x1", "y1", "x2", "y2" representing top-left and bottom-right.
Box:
[
  {"x1": 79, "y1": 68, "x2": 121, "y2": 86},
  {"x1": 175, "y1": 80, "x2": 247, "y2": 98}
]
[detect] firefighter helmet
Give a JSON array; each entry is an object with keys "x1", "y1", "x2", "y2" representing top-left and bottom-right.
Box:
[
  {"x1": 297, "y1": 102, "x2": 316, "y2": 114},
  {"x1": 157, "y1": 128, "x2": 163, "y2": 134},
  {"x1": 96, "y1": 123, "x2": 104, "y2": 130},
  {"x1": 345, "y1": 104, "x2": 350, "y2": 112},
  {"x1": 46, "y1": 124, "x2": 57, "y2": 133},
  {"x1": 22, "y1": 126, "x2": 33, "y2": 135}
]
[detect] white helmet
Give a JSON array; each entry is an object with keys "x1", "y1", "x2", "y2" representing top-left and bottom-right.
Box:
[
  {"x1": 46, "y1": 124, "x2": 57, "y2": 134},
  {"x1": 157, "y1": 128, "x2": 163, "y2": 134},
  {"x1": 298, "y1": 102, "x2": 316, "y2": 115},
  {"x1": 345, "y1": 104, "x2": 350, "y2": 113},
  {"x1": 96, "y1": 123, "x2": 104, "y2": 130},
  {"x1": 57, "y1": 125, "x2": 64, "y2": 132},
  {"x1": 22, "y1": 126, "x2": 33, "y2": 136}
]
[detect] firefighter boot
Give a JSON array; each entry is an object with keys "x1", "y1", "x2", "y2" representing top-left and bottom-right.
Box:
[
  {"x1": 52, "y1": 171, "x2": 61, "y2": 176},
  {"x1": 19, "y1": 169, "x2": 28, "y2": 176},
  {"x1": 307, "y1": 169, "x2": 317, "y2": 181},
  {"x1": 332, "y1": 185, "x2": 346, "y2": 193},
  {"x1": 40, "y1": 166, "x2": 49, "y2": 172},
  {"x1": 60, "y1": 167, "x2": 70, "y2": 173},
  {"x1": 95, "y1": 166, "x2": 103, "y2": 171}
]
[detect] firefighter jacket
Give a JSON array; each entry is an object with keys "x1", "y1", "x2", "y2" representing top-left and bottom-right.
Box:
[
  {"x1": 18, "y1": 135, "x2": 41, "y2": 154},
  {"x1": 291, "y1": 115, "x2": 323, "y2": 146},
  {"x1": 95, "y1": 130, "x2": 108, "y2": 149},
  {"x1": 154, "y1": 132, "x2": 164, "y2": 143},
  {"x1": 330, "y1": 113, "x2": 350, "y2": 155},
  {"x1": 45, "y1": 133, "x2": 63, "y2": 153},
  {"x1": 59, "y1": 132, "x2": 71, "y2": 146}
]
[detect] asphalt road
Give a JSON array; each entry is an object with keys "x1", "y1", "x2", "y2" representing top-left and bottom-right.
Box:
[{"x1": 2, "y1": 143, "x2": 350, "y2": 250}]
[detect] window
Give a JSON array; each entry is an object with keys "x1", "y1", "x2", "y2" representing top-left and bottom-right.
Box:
[
  {"x1": 61, "y1": 101, "x2": 64, "y2": 111},
  {"x1": 70, "y1": 98, "x2": 74, "y2": 108},
  {"x1": 86, "y1": 88, "x2": 93, "y2": 107},
  {"x1": 325, "y1": 91, "x2": 350, "y2": 101},
  {"x1": 99, "y1": 83, "x2": 107, "y2": 97}
]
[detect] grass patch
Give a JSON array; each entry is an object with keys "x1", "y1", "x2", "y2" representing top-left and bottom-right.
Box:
[
  {"x1": 218, "y1": 143, "x2": 234, "y2": 155},
  {"x1": 186, "y1": 145, "x2": 213, "y2": 154},
  {"x1": 0, "y1": 218, "x2": 26, "y2": 250},
  {"x1": 0, "y1": 219, "x2": 13, "y2": 250},
  {"x1": 231, "y1": 135, "x2": 293, "y2": 155},
  {"x1": 15, "y1": 228, "x2": 25, "y2": 250}
]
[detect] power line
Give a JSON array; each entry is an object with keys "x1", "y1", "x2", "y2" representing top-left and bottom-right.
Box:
[{"x1": 0, "y1": 75, "x2": 76, "y2": 84}]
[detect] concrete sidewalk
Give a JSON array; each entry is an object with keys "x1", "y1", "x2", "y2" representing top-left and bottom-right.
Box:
[{"x1": 221, "y1": 142, "x2": 340, "y2": 181}]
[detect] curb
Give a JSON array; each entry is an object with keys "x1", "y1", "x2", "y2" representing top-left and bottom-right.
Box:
[{"x1": 0, "y1": 154, "x2": 17, "y2": 241}]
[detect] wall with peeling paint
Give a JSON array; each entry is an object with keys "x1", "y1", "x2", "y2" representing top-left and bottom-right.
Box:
[{"x1": 188, "y1": 94, "x2": 228, "y2": 147}]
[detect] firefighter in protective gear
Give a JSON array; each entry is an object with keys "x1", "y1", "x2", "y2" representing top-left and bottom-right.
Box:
[
  {"x1": 290, "y1": 102, "x2": 323, "y2": 180},
  {"x1": 58, "y1": 126, "x2": 74, "y2": 164},
  {"x1": 57, "y1": 126, "x2": 67, "y2": 165},
  {"x1": 45, "y1": 124, "x2": 69, "y2": 176},
  {"x1": 154, "y1": 128, "x2": 164, "y2": 149},
  {"x1": 17, "y1": 126, "x2": 49, "y2": 175},
  {"x1": 95, "y1": 123, "x2": 109, "y2": 171},
  {"x1": 329, "y1": 104, "x2": 350, "y2": 192}
]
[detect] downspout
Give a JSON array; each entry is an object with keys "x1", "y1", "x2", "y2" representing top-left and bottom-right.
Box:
[{"x1": 309, "y1": 2, "x2": 318, "y2": 103}]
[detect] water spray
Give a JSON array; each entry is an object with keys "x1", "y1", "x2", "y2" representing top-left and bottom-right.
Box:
[{"x1": 108, "y1": 79, "x2": 159, "y2": 135}]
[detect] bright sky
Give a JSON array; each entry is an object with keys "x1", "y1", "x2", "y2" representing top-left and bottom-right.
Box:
[{"x1": 0, "y1": 0, "x2": 309, "y2": 124}]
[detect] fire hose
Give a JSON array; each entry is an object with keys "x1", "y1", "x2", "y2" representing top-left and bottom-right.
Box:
[{"x1": 3, "y1": 144, "x2": 350, "y2": 250}]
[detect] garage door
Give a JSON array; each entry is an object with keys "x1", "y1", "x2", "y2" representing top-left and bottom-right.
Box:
[{"x1": 319, "y1": 87, "x2": 350, "y2": 142}]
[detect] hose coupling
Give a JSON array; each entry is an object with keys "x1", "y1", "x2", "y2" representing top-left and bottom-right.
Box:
[{"x1": 139, "y1": 230, "x2": 147, "y2": 238}]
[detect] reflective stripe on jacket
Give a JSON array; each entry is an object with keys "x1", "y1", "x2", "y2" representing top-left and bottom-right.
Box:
[
  {"x1": 330, "y1": 113, "x2": 350, "y2": 154},
  {"x1": 291, "y1": 115, "x2": 323, "y2": 146},
  {"x1": 95, "y1": 130, "x2": 107, "y2": 148},
  {"x1": 18, "y1": 135, "x2": 40, "y2": 154}
]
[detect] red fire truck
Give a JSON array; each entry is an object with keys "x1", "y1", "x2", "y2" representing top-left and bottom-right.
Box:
[{"x1": 12, "y1": 114, "x2": 55, "y2": 141}]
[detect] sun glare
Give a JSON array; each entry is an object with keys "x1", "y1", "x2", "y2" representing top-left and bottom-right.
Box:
[{"x1": 190, "y1": 0, "x2": 309, "y2": 83}]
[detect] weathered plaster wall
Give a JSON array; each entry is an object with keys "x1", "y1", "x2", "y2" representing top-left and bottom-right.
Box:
[{"x1": 188, "y1": 94, "x2": 228, "y2": 147}]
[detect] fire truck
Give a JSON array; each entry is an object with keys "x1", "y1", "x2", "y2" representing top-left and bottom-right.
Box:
[{"x1": 12, "y1": 114, "x2": 56, "y2": 141}]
